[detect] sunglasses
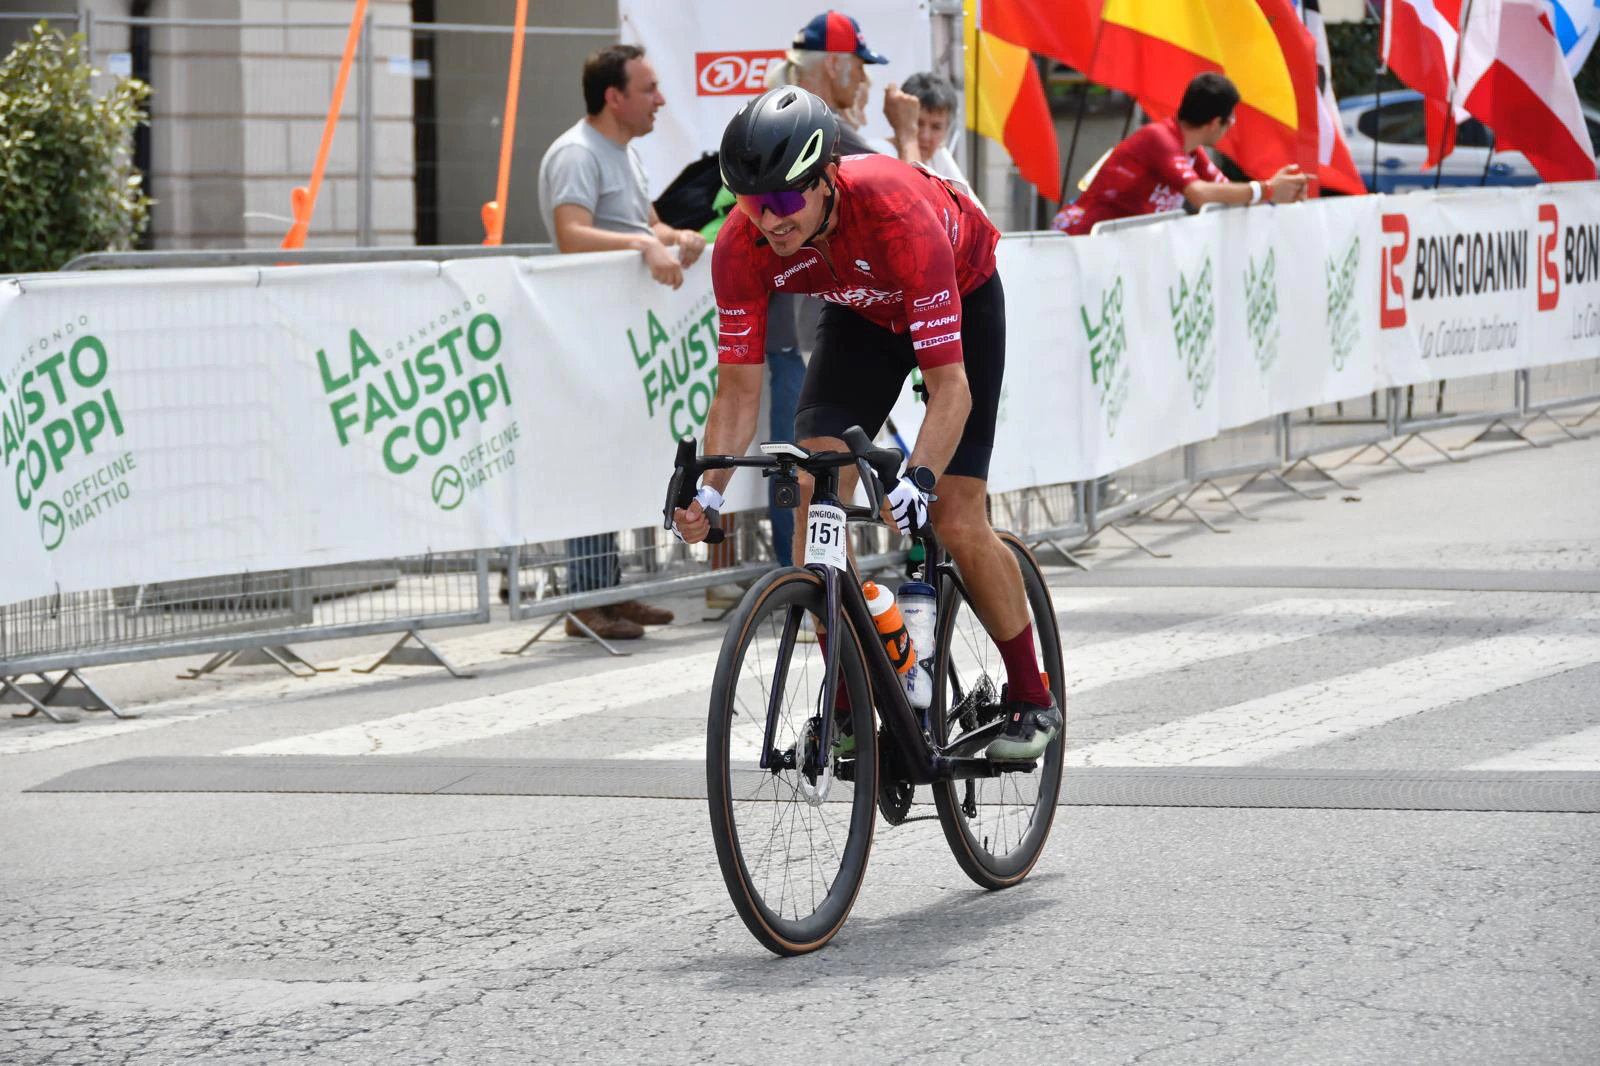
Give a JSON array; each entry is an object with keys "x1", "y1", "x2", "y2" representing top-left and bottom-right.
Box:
[{"x1": 737, "y1": 187, "x2": 810, "y2": 219}]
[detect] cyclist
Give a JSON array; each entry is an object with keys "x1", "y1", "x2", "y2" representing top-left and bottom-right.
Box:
[{"x1": 672, "y1": 86, "x2": 1058, "y2": 761}]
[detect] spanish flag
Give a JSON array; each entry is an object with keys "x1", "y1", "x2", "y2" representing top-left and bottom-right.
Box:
[
  {"x1": 981, "y1": 0, "x2": 1100, "y2": 71},
  {"x1": 963, "y1": 0, "x2": 1061, "y2": 198},
  {"x1": 1090, "y1": 0, "x2": 1322, "y2": 188}
]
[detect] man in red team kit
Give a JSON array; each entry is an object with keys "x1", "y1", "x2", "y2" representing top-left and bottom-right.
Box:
[
  {"x1": 1054, "y1": 72, "x2": 1308, "y2": 236},
  {"x1": 672, "y1": 86, "x2": 1059, "y2": 761}
]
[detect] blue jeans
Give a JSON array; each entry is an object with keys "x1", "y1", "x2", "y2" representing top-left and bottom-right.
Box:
[
  {"x1": 767, "y1": 346, "x2": 804, "y2": 567},
  {"x1": 566, "y1": 533, "x2": 620, "y2": 594}
]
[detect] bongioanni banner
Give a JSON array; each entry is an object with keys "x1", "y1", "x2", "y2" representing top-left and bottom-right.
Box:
[{"x1": 2, "y1": 185, "x2": 1596, "y2": 607}]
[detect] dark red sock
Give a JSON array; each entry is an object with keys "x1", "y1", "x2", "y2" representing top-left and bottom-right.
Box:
[
  {"x1": 816, "y1": 630, "x2": 850, "y2": 712},
  {"x1": 996, "y1": 623, "x2": 1051, "y2": 707}
]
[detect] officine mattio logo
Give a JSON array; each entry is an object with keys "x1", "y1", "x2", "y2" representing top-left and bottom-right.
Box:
[{"x1": 431, "y1": 464, "x2": 464, "y2": 511}]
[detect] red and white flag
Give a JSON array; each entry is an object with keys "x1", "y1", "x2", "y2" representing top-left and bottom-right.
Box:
[
  {"x1": 1303, "y1": 0, "x2": 1367, "y2": 193},
  {"x1": 1383, "y1": 0, "x2": 1461, "y2": 169},
  {"x1": 1455, "y1": 0, "x2": 1597, "y2": 181}
]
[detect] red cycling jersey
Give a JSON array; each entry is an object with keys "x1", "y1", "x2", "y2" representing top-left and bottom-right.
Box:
[
  {"x1": 712, "y1": 154, "x2": 999, "y2": 370},
  {"x1": 1053, "y1": 117, "x2": 1226, "y2": 236}
]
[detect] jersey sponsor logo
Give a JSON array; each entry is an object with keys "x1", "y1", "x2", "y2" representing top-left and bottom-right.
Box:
[
  {"x1": 818, "y1": 287, "x2": 900, "y2": 309},
  {"x1": 911, "y1": 289, "x2": 951, "y2": 310},
  {"x1": 694, "y1": 51, "x2": 785, "y2": 96},
  {"x1": 717, "y1": 306, "x2": 747, "y2": 315},
  {"x1": 854, "y1": 258, "x2": 873, "y2": 274},
  {"x1": 918, "y1": 313, "x2": 959, "y2": 329},
  {"x1": 720, "y1": 326, "x2": 753, "y2": 336},
  {"x1": 772, "y1": 257, "x2": 817, "y2": 287},
  {"x1": 1148, "y1": 183, "x2": 1186, "y2": 213},
  {"x1": 912, "y1": 331, "x2": 960, "y2": 350},
  {"x1": 942, "y1": 207, "x2": 960, "y2": 247}
]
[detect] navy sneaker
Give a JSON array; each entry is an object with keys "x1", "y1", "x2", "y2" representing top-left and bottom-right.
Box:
[{"x1": 985, "y1": 696, "x2": 1062, "y2": 761}]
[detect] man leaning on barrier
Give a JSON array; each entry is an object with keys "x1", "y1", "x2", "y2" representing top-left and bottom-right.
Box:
[
  {"x1": 1053, "y1": 72, "x2": 1309, "y2": 236},
  {"x1": 536, "y1": 43, "x2": 702, "y2": 641}
]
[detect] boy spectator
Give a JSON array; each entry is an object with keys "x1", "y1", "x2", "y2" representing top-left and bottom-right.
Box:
[{"x1": 1053, "y1": 72, "x2": 1307, "y2": 236}]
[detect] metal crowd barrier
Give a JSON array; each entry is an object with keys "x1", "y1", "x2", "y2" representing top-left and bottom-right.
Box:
[
  {"x1": 5, "y1": 231, "x2": 1598, "y2": 718},
  {"x1": 59, "y1": 244, "x2": 557, "y2": 271},
  {"x1": 5, "y1": 365, "x2": 1593, "y2": 718}
]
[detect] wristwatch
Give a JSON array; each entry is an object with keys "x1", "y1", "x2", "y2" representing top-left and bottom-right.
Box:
[{"x1": 906, "y1": 465, "x2": 938, "y2": 495}]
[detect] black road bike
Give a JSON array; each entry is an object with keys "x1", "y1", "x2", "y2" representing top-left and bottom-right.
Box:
[{"x1": 664, "y1": 428, "x2": 1066, "y2": 956}]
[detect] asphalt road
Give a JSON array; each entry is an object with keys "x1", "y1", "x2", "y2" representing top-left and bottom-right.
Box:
[{"x1": 2, "y1": 424, "x2": 1597, "y2": 1065}]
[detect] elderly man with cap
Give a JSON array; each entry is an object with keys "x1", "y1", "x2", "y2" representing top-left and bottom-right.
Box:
[{"x1": 773, "y1": 10, "x2": 922, "y2": 163}]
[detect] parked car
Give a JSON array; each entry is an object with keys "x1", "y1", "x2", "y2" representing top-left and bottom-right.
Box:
[{"x1": 1340, "y1": 89, "x2": 1600, "y2": 192}]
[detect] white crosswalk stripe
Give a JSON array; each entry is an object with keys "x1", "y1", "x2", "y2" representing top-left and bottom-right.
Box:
[
  {"x1": 227, "y1": 651, "x2": 723, "y2": 757},
  {"x1": 13, "y1": 594, "x2": 1596, "y2": 774},
  {"x1": 1063, "y1": 598, "x2": 1447, "y2": 693},
  {"x1": 615, "y1": 598, "x2": 1443, "y2": 762},
  {"x1": 1071, "y1": 611, "x2": 1600, "y2": 767},
  {"x1": 1467, "y1": 723, "x2": 1600, "y2": 771}
]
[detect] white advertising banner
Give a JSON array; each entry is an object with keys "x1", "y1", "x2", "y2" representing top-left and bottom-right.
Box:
[
  {"x1": 506, "y1": 251, "x2": 765, "y2": 542},
  {"x1": 1524, "y1": 182, "x2": 1600, "y2": 367},
  {"x1": 1377, "y1": 188, "x2": 1534, "y2": 387},
  {"x1": 0, "y1": 260, "x2": 533, "y2": 607},
  {"x1": 1213, "y1": 197, "x2": 1383, "y2": 429},
  {"x1": 619, "y1": 0, "x2": 933, "y2": 197},
  {"x1": 886, "y1": 234, "x2": 1095, "y2": 491},
  {"x1": 4, "y1": 185, "x2": 1595, "y2": 608},
  {"x1": 1070, "y1": 216, "x2": 1222, "y2": 477}
]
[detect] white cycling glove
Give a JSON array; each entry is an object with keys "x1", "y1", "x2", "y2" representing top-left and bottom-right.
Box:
[
  {"x1": 672, "y1": 485, "x2": 724, "y2": 543},
  {"x1": 694, "y1": 484, "x2": 724, "y2": 515},
  {"x1": 886, "y1": 476, "x2": 930, "y2": 535}
]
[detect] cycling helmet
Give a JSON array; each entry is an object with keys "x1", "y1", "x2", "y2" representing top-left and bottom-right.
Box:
[{"x1": 719, "y1": 87, "x2": 840, "y2": 194}]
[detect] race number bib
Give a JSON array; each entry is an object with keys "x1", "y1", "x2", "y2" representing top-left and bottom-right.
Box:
[{"x1": 804, "y1": 503, "x2": 848, "y2": 570}]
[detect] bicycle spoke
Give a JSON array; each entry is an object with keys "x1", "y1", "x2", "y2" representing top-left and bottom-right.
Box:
[{"x1": 717, "y1": 581, "x2": 865, "y2": 940}]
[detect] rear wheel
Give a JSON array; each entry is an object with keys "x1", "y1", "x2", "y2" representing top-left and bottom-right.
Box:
[
  {"x1": 931, "y1": 532, "x2": 1066, "y2": 889},
  {"x1": 706, "y1": 567, "x2": 879, "y2": 955}
]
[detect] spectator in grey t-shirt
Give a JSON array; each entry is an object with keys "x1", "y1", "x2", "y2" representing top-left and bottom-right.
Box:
[
  {"x1": 537, "y1": 44, "x2": 704, "y2": 290},
  {"x1": 536, "y1": 44, "x2": 699, "y2": 642}
]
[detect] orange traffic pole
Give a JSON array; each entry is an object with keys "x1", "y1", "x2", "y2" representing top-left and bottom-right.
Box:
[
  {"x1": 482, "y1": 0, "x2": 529, "y2": 245},
  {"x1": 283, "y1": 0, "x2": 370, "y2": 249}
]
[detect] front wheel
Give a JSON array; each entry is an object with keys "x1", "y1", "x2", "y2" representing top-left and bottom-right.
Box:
[
  {"x1": 706, "y1": 567, "x2": 879, "y2": 956},
  {"x1": 931, "y1": 532, "x2": 1066, "y2": 889}
]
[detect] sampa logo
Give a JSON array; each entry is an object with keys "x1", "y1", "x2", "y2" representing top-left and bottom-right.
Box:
[
  {"x1": 695, "y1": 51, "x2": 785, "y2": 95},
  {"x1": 1538, "y1": 203, "x2": 1560, "y2": 311},
  {"x1": 1380, "y1": 213, "x2": 1409, "y2": 330}
]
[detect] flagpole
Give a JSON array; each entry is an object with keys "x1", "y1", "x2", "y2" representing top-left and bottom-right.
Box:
[
  {"x1": 1057, "y1": 5, "x2": 1115, "y2": 208},
  {"x1": 973, "y1": 2, "x2": 985, "y2": 209},
  {"x1": 1376, "y1": 0, "x2": 1387, "y2": 191},
  {"x1": 1479, "y1": 125, "x2": 1496, "y2": 185},
  {"x1": 1433, "y1": 0, "x2": 1475, "y2": 189},
  {"x1": 1058, "y1": 76, "x2": 1090, "y2": 207}
]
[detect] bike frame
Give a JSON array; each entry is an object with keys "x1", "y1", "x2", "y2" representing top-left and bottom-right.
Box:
[
  {"x1": 765, "y1": 465, "x2": 1032, "y2": 787},
  {"x1": 664, "y1": 436, "x2": 1035, "y2": 788}
]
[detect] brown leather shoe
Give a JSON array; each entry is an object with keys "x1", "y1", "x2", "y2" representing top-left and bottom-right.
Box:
[
  {"x1": 611, "y1": 599, "x2": 674, "y2": 626},
  {"x1": 564, "y1": 607, "x2": 643, "y2": 640}
]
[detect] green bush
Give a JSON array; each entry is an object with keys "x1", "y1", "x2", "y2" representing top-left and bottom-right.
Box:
[
  {"x1": 1326, "y1": 19, "x2": 1405, "y2": 102},
  {"x1": 0, "y1": 22, "x2": 152, "y2": 273}
]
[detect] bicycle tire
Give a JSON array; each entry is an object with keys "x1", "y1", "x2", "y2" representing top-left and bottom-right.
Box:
[
  {"x1": 930, "y1": 532, "x2": 1066, "y2": 889},
  {"x1": 706, "y1": 566, "x2": 879, "y2": 956}
]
